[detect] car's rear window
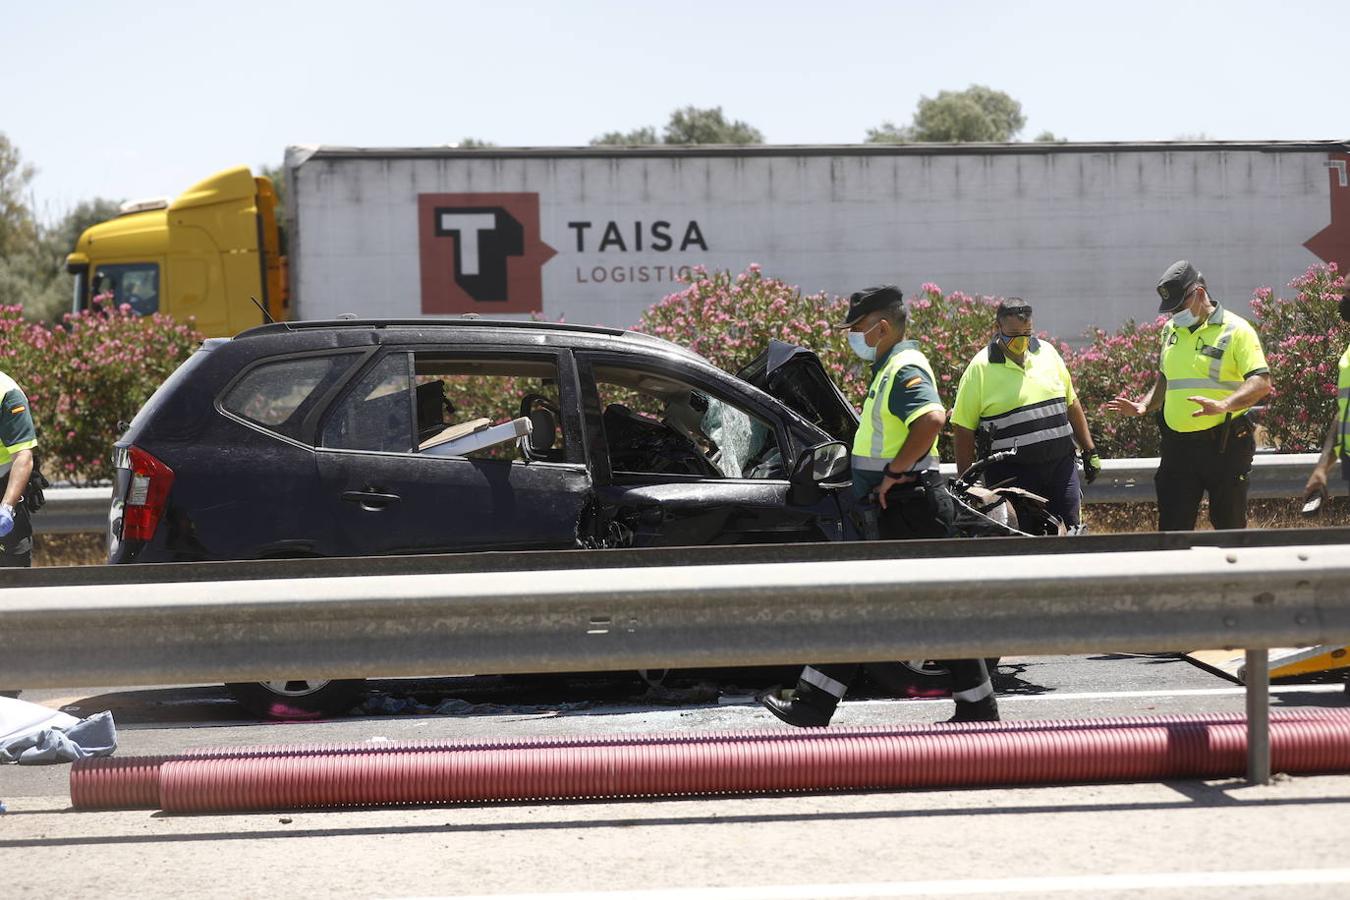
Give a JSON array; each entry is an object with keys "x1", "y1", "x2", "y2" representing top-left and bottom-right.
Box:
[{"x1": 221, "y1": 354, "x2": 356, "y2": 441}]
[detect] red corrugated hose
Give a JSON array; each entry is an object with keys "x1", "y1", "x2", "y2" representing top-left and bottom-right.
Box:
[{"x1": 70, "y1": 709, "x2": 1350, "y2": 813}]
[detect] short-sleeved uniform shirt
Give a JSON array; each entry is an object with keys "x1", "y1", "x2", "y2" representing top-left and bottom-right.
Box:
[
  {"x1": 0, "y1": 370, "x2": 38, "y2": 480},
  {"x1": 1158, "y1": 305, "x2": 1268, "y2": 433},
  {"x1": 851, "y1": 340, "x2": 943, "y2": 497}
]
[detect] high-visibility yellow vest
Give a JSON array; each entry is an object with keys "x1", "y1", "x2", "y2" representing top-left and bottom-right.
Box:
[
  {"x1": 1338, "y1": 343, "x2": 1350, "y2": 460},
  {"x1": 951, "y1": 338, "x2": 1077, "y2": 463},
  {"x1": 852, "y1": 346, "x2": 941, "y2": 475},
  {"x1": 1159, "y1": 306, "x2": 1267, "y2": 433}
]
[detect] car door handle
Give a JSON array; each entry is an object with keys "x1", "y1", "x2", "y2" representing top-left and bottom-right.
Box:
[{"x1": 342, "y1": 490, "x2": 402, "y2": 508}]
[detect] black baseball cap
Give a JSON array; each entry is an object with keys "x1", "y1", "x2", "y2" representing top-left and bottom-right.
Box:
[
  {"x1": 836, "y1": 284, "x2": 903, "y2": 328},
  {"x1": 1156, "y1": 260, "x2": 1202, "y2": 313}
]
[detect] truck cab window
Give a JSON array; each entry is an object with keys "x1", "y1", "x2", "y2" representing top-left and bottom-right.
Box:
[{"x1": 92, "y1": 263, "x2": 160, "y2": 316}]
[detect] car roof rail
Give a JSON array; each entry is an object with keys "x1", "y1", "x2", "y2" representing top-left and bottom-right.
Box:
[{"x1": 234, "y1": 317, "x2": 628, "y2": 339}]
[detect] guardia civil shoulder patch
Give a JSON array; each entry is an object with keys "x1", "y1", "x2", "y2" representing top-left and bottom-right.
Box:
[
  {"x1": 904, "y1": 376, "x2": 923, "y2": 388},
  {"x1": 9, "y1": 405, "x2": 24, "y2": 414}
]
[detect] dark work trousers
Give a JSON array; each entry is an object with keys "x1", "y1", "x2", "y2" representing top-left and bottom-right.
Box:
[
  {"x1": 794, "y1": 478, "x2": 993, "y2": 717},
  {"x1": 0, "y1": 499, "x2": 33, "y2": 568},
  {"x1": 1155, "y1": 421, "x2": 1256, "y2": 531},
  {"x1": 984, "y1": 452, "x2": 1081, "y2": 528}
]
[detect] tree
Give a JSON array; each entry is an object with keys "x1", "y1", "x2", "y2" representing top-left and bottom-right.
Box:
[
  {"x1": 591, "y1": 106, "x2": 763, "y2": 146},
  {"x1": 867, "y1": 85, "x2": 1028, "y2": 144},
  {"x1": 1034, "y1": 131, "x2": 1067, "y2": 143},
  {"x1": 7, "y1": 198, "x2": 123, "y2": 321},
  {"x1": 39, "y1": 198, "x2": 122, "y2": 267},
  {"x1": 456, "y1": 138, "x2": 497, "y2": 148},
  {"x1": 591, "y1": 126, "x2": 660, "y2": 146},
  {"x1": 0, "y1": 134, "x2": 128, "y2": 321},
  {"x1": 662, "y1": 106, "x2": 763, "y2": 145},
  {"x1": 0, "y1": 132, "x2": 38, "y2": 260},
  {"x1": 864, "y1": 121, "x2": 913, "y2": 144}
]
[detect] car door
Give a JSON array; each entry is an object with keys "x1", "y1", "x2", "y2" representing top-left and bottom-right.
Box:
[
  {"x1": 314, "y1": 346, "x2": 592, "y2": 556},
  {"x1": 736, "y1": 340, "x2": 861, "y2": 444},
  {"x1": 576, "y1": 351, "x2": 845, "y2": 548}
]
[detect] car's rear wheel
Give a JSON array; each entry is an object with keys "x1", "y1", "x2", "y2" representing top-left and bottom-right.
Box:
[{"x1": 224, "y1": 679, "x2": 367, "y2": 720}]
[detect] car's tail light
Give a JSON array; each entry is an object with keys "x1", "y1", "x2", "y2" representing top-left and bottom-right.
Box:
[{"x1": 122, "y1": 446, "x2": 174, "y2": 542}]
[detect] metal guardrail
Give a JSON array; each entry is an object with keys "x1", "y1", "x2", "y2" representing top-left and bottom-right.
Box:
[
  {"x1": 1077, "y1": 452, "x2": 1327, "y2": 504},
  {"x1": 938, "y1": 452, "x2": 1326, "y2": 503},
  {"x1": 3, "y1": 539, "x2": 1348, "y2": 782},
  {"x1": 33, "y1": 486, "x2": 111, "y2": 535},
  {"x1": 33, "y1": 453, "x2": 1331, "y2": 536},
  {"x1": 4, "y1": 542, "x2": 1347, "y2": 687}
]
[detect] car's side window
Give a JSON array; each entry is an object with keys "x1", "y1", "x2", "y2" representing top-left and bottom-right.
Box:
[
  {"x1": 412, "y1": 354, "x2": 565, "y2": 463},
  {"x1": 221, "y1": 354, "x2": 356, "y2": 442},
  {"x1": 321, "y1": 353, "x2": 415, "y2": 453},
  {"x1": 592, "y1": 365, "x2": 784, "y2": 480},
  {"x1": 320, "y1": 352, "x2": 567, "y2": 462}
]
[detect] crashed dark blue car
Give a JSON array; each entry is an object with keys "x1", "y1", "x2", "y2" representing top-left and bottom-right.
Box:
[{"x1": 108, "y1": 318, "x2": 858, "y2": 715}]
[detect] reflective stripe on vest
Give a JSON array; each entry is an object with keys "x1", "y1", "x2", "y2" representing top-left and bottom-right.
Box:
[
  {"x1": 1165, "y1": 377, "x2": 1245, "y2": 392},
  {"x1": 979, "y1": 396, "x2": 1074, "y2": 459},
  {"x1": 852, "y1": 346, "x2": 940, "y2": 474}
]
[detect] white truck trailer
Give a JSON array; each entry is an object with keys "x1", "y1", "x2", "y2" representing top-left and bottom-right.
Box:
[{"x1": 282, "y1": 140, "x2": 1348, "y2": 340}]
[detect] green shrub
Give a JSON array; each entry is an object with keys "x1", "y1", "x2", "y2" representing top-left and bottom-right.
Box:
[
  {"x1": 1069, "y1": 317, "x2": 1165, "y2": 458},
  {"x1": 0, "y1": 303, "x2": 202, "y2": 485},
  {"x1": 1249, "y1": 263, "x2": 1348, "y2": 451},
  {"x1": 637, "y1": 264, "x2": 869, "y2": 397}
]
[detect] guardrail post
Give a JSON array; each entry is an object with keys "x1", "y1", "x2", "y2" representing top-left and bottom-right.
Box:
[{"x1": 1245, "y1": 648, "x2": 1270, "y2": 784}]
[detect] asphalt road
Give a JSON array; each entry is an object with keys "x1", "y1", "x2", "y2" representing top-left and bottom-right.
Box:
[{"x1": 3, "y1": 655, "x2": 1349, "y2": 899}]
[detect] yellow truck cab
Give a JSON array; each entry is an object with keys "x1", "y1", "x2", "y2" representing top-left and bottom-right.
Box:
[{"x1": 65, "y1": 166, "x2": 287, "y2": 338}]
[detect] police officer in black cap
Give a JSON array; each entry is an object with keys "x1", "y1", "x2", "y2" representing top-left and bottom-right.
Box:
[
  {"x1": 1106, "y1": 261, "x2": 1272, "y2": 530},
  {"x1": 760, "y1": 285, "x2": 999, "y2": 726}
]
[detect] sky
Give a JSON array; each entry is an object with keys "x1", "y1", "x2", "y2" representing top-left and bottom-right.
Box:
[{"x1": 3, "y1": 0, "x2": 1347, "y2": 223}]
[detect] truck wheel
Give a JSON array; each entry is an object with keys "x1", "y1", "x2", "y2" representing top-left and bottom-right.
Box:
[{"x1": 224, "y1": 679, "x2": 367, "y2": 720}]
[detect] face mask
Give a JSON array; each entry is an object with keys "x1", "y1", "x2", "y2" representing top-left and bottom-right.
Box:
[
  {"x1": 848, "y1": 321, "x2": 883, "y2": 361},
  {"x1": 1000, "y1": 334, "x2": 1030, "y2": 355},
  {"x1": 1339, "y1": 295, "x2": 1350, "y2": 324},
  {"x1": 1171, "y1": 307, "x2": 1200, "y2": 328},
  {"x1": 848, "y1": 330, "x2": 876, "y2": 361}
]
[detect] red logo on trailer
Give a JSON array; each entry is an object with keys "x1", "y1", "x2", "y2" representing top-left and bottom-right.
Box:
[
  {"x1": 418, "y1": 193, "x2": 557, "y2": 314},
  {"x1": 1304, "y1": 153, "x2": 1350, "y2": 274}
]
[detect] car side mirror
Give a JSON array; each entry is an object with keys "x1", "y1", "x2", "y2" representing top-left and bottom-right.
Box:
[
  {"x1": 789, "y1": 440, "x2": 849, "y2": 503},
  {"x1": 792, "y1": 440, "x2": 850, "y2": 484}
]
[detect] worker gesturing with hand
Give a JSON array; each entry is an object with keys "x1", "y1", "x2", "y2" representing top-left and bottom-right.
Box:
[
  {"x1": 1303, "y1": 289, "x2": 1350, "y2": 505},
  {"x1": 1106, "y1": 261, "x2": 1272, "y2": 530}
]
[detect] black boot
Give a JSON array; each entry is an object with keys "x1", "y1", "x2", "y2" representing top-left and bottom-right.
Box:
[
  {"x1": 760, "y1": 681, "x2": 838, "y2": 728},
  {"x1": 945, "y1": 695, "x2": 1000, "y2": 723}
]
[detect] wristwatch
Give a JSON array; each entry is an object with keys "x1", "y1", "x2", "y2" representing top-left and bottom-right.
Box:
[{"x1": 883, "y1": 465, "x2": 907, "y2": 478}]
